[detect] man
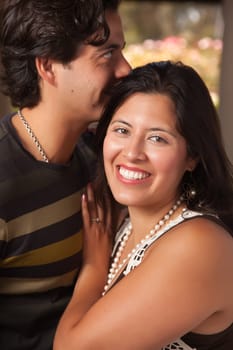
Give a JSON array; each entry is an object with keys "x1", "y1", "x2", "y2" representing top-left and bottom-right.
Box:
[{"x1": 0, "y1": 0, "x2": 131, "y2": 349}]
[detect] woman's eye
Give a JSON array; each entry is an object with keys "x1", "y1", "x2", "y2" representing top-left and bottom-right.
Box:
[
  {"x1": 150, "y1": 135, "x2": 167, "y2": 143},
  {"x1": 114, "y1": 127, "x2": 128, "y2": 134}
]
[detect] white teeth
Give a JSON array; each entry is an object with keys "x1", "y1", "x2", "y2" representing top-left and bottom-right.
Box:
[{"x1": 119, "y1": 167, "x2": 149, "y2": 180}]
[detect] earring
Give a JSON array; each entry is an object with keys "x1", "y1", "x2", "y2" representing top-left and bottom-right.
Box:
[
  {"x1": 182, "y1": 171, "x2": 197, "y2": 203},
  {"x1": 186, "y1": 187, "x2": 196, "y2": 201}
]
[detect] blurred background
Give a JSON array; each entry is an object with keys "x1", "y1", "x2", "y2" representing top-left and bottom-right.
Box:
[{"x1": 119, "y1": 0, "x2": 223, "y2": 107}]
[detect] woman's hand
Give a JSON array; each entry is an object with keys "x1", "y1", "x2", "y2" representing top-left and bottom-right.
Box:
[
  {"x1": 81, "y1": 183, "x2": 112, "y2": 282},
  {"x1": 53, "y1": 184, "x2": 113, "y2": 349}
]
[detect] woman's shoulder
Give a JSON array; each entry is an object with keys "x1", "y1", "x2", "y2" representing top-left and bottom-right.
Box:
[
  {"x1": 164, "y1": 209, "x2": 233, "y2": 253},
  {"x1": 147, "y1": 209, "x2": 233, "y2": 278},
  {"x1": 141, "y1": 210, "x2": 233, "y2": 310},
  {"x1": 175, "y1": 209, "x2": 232, "y2": 242}
]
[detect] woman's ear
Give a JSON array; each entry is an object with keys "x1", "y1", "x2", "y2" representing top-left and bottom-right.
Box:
[
  {"x1": 35, "y1": 57, "x2": 56, "y2": 85},
  {"x1": 186, "y1": 157, "x2": 199, "y2": 172}
]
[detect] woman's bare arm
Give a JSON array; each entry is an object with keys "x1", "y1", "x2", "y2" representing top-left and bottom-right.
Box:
[{"x1": 54, "y1": 217, "x2": 233, "y2": 350}]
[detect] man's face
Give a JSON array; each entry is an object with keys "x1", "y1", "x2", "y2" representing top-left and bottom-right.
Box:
[{"x1": 53, "y1": 10, "x2": 131, "y2": 127}]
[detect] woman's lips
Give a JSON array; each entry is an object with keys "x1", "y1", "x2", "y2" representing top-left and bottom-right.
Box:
[{"x1": 117, "y1": 165, "x2": 151, "y2": 181}]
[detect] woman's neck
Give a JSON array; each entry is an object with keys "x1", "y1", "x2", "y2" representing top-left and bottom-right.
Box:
[{"x1": 127, "y1": 199, "x2": 186, "y2": 244}]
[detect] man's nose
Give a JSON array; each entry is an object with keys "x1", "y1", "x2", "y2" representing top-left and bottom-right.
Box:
[{"x1": 115, "y1": 55, "x2": 132, "y2": 79}]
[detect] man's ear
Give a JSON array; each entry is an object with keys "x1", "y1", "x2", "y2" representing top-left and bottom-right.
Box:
[{"x1": 35, "y1": 57, "x2": 56, "y2": 85}]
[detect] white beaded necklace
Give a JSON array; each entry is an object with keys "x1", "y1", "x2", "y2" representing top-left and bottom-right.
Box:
[
  {"x1": 18, "y1": 109, "x2": 49, "y2": 163},
  {"x1": 102, "y1": 195, "x2": 184, "y2": 295}
]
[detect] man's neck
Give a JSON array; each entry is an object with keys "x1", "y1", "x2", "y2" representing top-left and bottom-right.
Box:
[{"x1": 12, "y1": 107, "x2": 88, "y2": 164}]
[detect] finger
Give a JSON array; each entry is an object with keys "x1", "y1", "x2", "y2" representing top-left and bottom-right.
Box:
[
  {"x1": 81, "y1": 193, "x2": 91, "y2": 230},
  {"x1": 86, "y1": 183, "x2": 98, "y2": 220},
  {"x1": 103, "y1": 205, "x2": 111, "y2": 234},
  {"x1": 96, "y1": 202, "x2": 104, "y2": 223}
]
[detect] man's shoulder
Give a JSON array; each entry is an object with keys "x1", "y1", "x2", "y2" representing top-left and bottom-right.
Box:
[
  {"x1": 74, "y1": 130, "x2": 97, "y2": 180},
  {"x1": 0, "y1": 114, "x2": 11, "y2": 141},
  {"x1": 78, "y1": 129, "x2": 96, "y2": 148},
  {"x1": 0, "y1": 114, "x2": 16, "y2": 161},
  {"x1": 76, "y1": 130, "x2": 97, "y2": 159}
]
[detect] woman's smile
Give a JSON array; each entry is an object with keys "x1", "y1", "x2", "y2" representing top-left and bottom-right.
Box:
[{"x1": 117, "y1": 165, "x2": 151, "y2": 182}]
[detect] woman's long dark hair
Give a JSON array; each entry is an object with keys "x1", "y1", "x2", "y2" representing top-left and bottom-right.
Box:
[{"x1": 95, "y1": 61, "x2": 233, "y2": 234}]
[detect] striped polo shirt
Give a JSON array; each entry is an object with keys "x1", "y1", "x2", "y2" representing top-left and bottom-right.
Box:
[{"x1": 0, "y1": 113, "x2": 96, "y2": 349}]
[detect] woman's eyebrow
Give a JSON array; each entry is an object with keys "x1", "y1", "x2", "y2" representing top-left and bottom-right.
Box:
[{"x1": 110, "y1": 120, "x2": 132, "y2": 127}]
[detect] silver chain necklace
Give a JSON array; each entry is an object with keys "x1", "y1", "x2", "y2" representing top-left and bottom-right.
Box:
[{"x1": 17, "y1": 109, "x2": 49, "y2": 163}]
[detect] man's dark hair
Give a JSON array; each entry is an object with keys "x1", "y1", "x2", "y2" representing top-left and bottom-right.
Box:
[
  {"x1": 103, "y1": 0, "x2": 121, "y2": 10},
  {"x1": 0, "y1": 0, "x2": 121, "y2": 108}
]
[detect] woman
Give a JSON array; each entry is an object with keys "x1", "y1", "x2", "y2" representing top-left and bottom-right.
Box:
[{"x1": 53, "y1": 61, "x2": 233, "y2": 350}]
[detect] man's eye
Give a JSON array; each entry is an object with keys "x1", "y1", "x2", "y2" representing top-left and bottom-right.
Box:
[{"x1": 103, "y1": 51, "x2": 113, "y2": 59}]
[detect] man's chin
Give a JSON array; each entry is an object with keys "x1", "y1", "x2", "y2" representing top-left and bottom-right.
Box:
[
  {"x1": 98, "y1": 97, "x2": 110, "y2": 114},
  {"x1": 88, "y1": 121, "x2": 98, "y2": 133},
  {"x1": 88, "y1": 106, "x2": 104, "y2": 125}
]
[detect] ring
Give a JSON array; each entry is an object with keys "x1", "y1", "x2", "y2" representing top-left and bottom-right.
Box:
[{"x1": 91, "y1": 217, "x2": 101, "y2": 223}]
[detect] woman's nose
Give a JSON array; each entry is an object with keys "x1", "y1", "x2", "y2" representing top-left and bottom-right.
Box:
[{"x1": 122, "y1": 139, "x2": 146, "y2": 161}]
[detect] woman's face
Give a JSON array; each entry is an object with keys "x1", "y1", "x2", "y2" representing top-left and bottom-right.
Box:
[{"x1": 103, "y1": 92, "x2": 195, "y2": 210}]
